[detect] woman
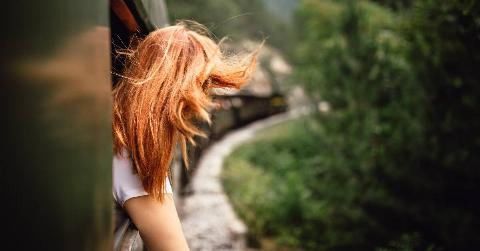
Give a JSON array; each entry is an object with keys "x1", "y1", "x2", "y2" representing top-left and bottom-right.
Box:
[{"x1": 112, "y1": 22, "x2": 259, "y2": 250}]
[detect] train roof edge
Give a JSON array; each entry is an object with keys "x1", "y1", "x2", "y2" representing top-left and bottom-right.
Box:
[
  {"x1": 131, "y1": 0, "x2": 169, "y2": 31},
  {"x1": 112, "y1": 0, "x2": 169, "y2": 35}
]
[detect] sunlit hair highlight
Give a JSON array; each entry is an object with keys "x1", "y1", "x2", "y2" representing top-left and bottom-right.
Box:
[{"x1": 113, "y1": 22, "x2": 260, "y2": 201}]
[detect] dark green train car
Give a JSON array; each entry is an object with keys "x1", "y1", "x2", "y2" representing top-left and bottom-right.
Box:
[{"x1": 1, "y1": 0, "x2": 113, "y2": 250}]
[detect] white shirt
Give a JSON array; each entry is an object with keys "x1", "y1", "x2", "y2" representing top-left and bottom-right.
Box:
[{"x1": 112, "y1": 148, "x2": 172, "y2": 207}]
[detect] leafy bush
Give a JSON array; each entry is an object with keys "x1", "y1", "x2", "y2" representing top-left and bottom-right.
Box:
[
  {"x1": 225, "y1": 0, "x2": 480, "y2": 250},
  {"x1": 223, "y1": 117, "x2": 385, "y2": 250},
  {"x1": 295, "y1": 1, "x2": 425, "y2": 247},
  {"x1": 292, "y1": 0, "x2": 480, "y2": 250},
  {"x1": 223, "y1": 118, "x2": 334, "y2": 250}
]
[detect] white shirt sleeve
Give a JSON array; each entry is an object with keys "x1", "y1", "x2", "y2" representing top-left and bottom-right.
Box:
[{"x1": 113, "y1": 148, "x2": 173, "y2": 207}]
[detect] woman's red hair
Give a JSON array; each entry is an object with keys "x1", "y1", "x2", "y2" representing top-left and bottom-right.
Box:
[{"x1": 113, "y1": 22, "x2": 259, "y2": 201}]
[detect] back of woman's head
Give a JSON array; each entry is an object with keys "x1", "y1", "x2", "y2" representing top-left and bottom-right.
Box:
[{"x1": 113, "y1": 22, "x2": 260, "y2": 200}]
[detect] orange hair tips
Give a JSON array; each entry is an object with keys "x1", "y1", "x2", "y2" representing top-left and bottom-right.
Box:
[{"x1": 112, "y1": 22, "x2": 261, "y2": 201}]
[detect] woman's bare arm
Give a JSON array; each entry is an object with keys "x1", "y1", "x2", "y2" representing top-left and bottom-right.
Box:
[{"x1": 124, "y1": 194, "x2": 190, "y2": 251}]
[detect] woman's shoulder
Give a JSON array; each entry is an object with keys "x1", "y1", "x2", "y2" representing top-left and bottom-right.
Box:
[
  {"x1": 112, "y1": 147, "x2": 172, "y2": 207},
  {"x1": 113, "y1": 148, "x2": 148, "y2": 207}
]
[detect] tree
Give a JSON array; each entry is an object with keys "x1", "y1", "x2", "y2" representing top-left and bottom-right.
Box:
[{"x1": 293, "y1": 0, "x2": 480, "y2": 250}]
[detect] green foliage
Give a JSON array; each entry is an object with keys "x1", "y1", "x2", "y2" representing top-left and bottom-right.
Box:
[
  {"x1": 370, "y1": 0, "x2": 413, "y2": 10},
  {"x1": 389, "y1": 1, "x2": 480, "y2": 249},
  {"x1": 224, "y1": 0, "x2": 480, "y2": 250},
  {"x1": 376, "y1": 233, "x2": 437, "y2": 251},
  {"x1": 291, "y1": 0, "x2": 480, "y2": 250},
  {"x1": 223, "y1": 117, "x2": 368, "y2": 250}
]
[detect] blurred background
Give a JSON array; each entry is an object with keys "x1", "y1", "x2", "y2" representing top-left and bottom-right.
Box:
[
  {"x1": 1, "y1": 0, "x2": 479, "y2": 250},
  {"x1": 164, "y1": 0, "x2": 480, "y2": 251}
]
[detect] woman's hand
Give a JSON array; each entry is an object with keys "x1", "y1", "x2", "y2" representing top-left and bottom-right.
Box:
[{"x1": 124, "y1": 194, "x2": 190, "y2": 251}]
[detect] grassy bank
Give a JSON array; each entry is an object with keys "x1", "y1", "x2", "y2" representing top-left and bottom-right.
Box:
[
  {"x1": 221, "y1": 116, "x2": 326, "y2": 250},
  {"x1": 221, "y1": 115, "x2": 430, "y2": 251}
]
